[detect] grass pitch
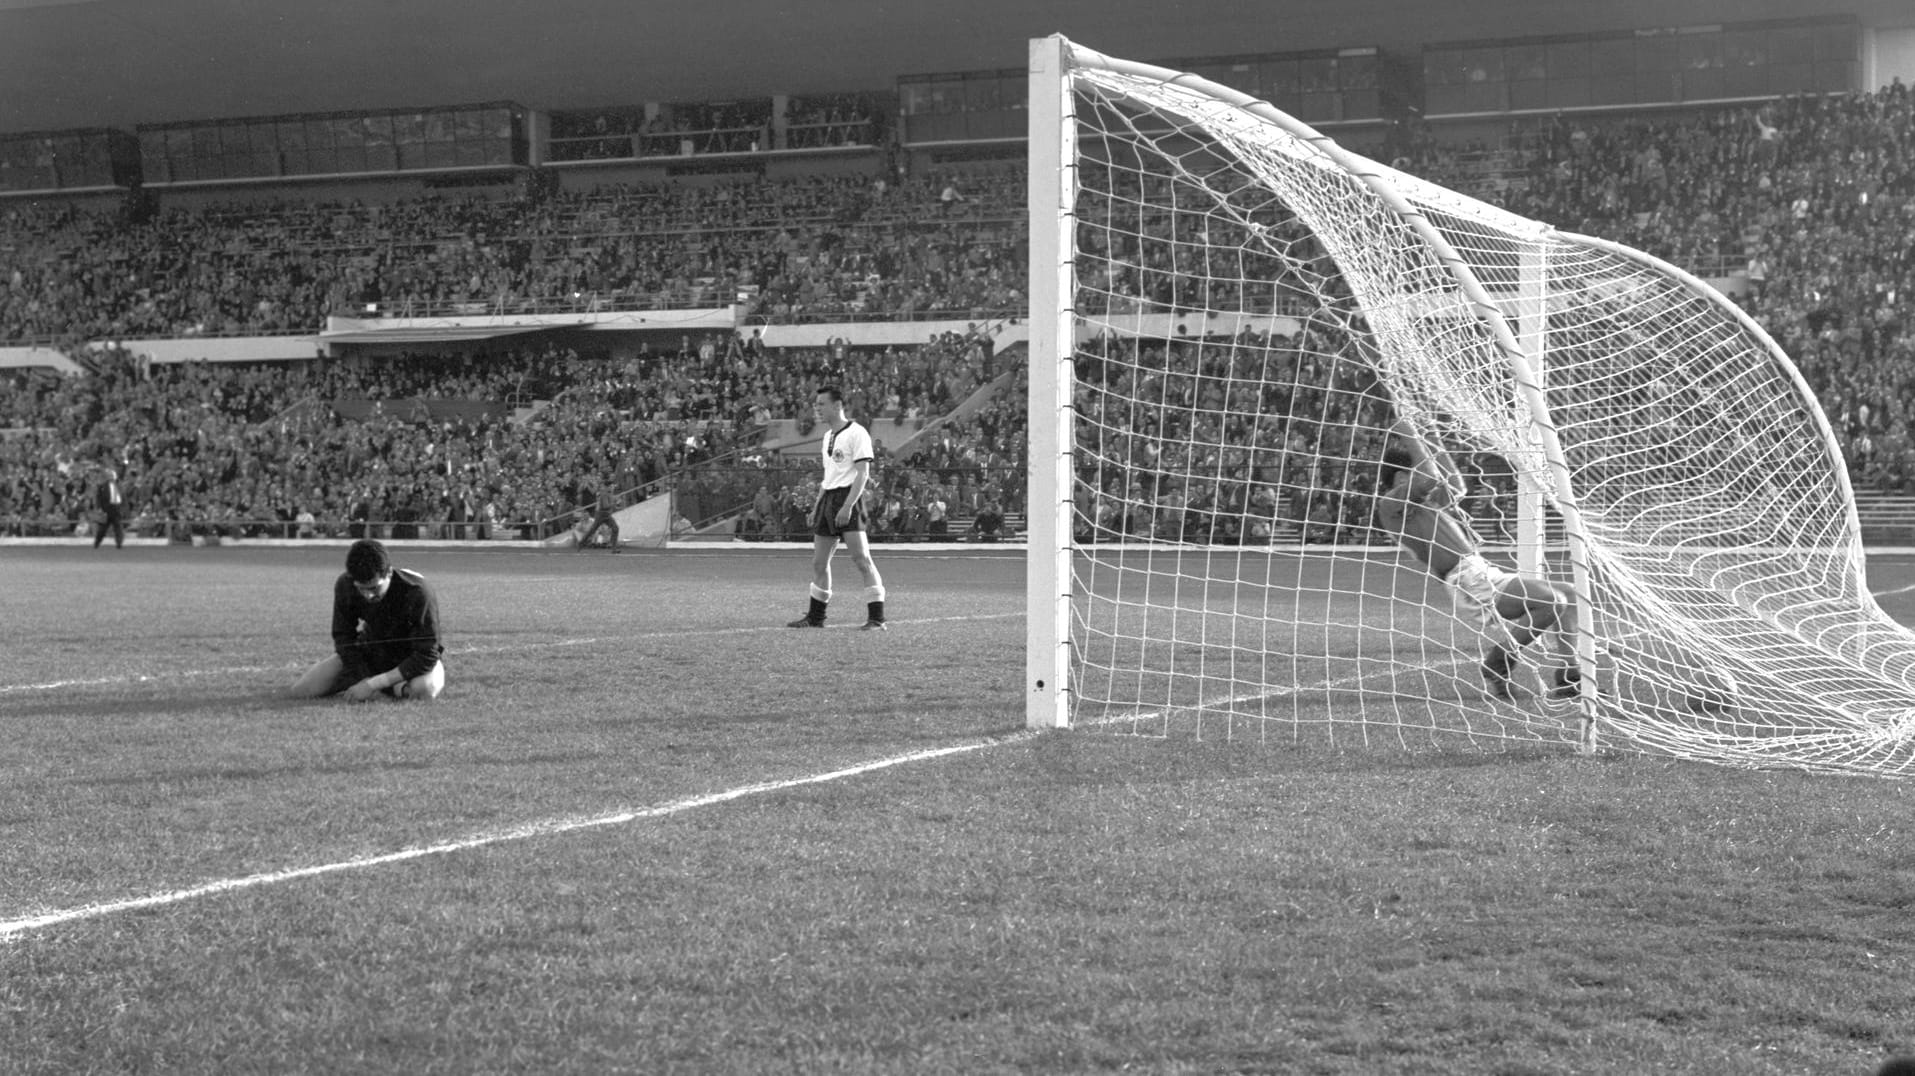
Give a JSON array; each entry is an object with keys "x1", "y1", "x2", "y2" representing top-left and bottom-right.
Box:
[{"x1": 3, "y1": 544, "x2": 1915, "y2": 1074}]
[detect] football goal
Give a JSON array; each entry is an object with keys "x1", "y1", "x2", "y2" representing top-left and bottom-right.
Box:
[{"x1": 1023, "y1": 35, "x2": 1915, "y2": 777}]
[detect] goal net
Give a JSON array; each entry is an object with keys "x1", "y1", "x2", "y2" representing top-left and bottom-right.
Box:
[{"x1": 1024, "y1": 36, "x2": 1915, "y2": 777}]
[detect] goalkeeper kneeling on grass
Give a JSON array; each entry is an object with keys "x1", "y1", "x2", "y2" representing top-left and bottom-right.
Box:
[
  {"x1": 289, "y1": 538, "x2": 446, "y2": 702},
  {"x1": 1374, "y1": 422, "x2": 1582, "y2": 703}
]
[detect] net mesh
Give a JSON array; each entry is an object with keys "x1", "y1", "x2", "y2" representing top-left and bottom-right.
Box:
[{"x1": 1052, "y1": 46, "x2": 1915, "y2": 775}]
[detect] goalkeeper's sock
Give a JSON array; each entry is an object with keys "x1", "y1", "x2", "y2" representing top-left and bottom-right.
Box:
[
  {"x1": 802, "y1": 584, "x2": 831, "y2": 626},
  {"x1": 1548, "y1": 665, "x2": 1589, "y2": 701},
  {"x1": 863, "y1": 584, "x2": 887, "y2": 625},
  {"x1": 1482, "y1": 646, "x2": 1516, "y2": 702}
]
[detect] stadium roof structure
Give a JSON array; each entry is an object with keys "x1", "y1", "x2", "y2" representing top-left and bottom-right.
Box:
[{"x1": 0, "y1": 0, "x2": 1893, "y2": 134}]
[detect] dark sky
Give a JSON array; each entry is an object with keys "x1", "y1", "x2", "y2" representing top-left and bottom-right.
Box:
[{"x1": 0, "y1": 0, "x2": 1897, "y2": 133}]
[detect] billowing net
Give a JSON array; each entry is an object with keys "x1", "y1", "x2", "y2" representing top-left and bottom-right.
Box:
[{"x1": 1042, "y1": 40, "x2": 1915, "y2": 775}]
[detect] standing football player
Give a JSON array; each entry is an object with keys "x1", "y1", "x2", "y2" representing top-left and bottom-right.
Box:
[
  {"x1": 290, "y1": 538, "x2": 447, "y2": 700},
  {"x1": 788, "y1": 385, "x2": 888, "y2": 630}
]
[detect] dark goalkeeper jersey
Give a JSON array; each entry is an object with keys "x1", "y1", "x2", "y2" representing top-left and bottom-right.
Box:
[{"x1": 330, "y1": 568, "x2": 445, "y2": 682}]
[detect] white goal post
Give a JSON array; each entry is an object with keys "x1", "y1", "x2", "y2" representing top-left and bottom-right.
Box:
[{"x1": 1024, "y1": 35, "x2": 1915, "y2": 777}]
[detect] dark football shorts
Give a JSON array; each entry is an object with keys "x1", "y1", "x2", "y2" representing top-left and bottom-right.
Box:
[{"x1": 812, "y1": 486, "x2": 869, "y2": 537}]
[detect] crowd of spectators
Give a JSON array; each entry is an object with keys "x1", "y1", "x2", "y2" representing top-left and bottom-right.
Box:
[
  {"x1": 1519, "y1": 84, "x2": 1915, "y2": 495},
  {"x1": 0, "y1": 343, "x2": 694, "y2": 540},
  {"x1": 0, "y1": 326, "x2": 1023, "y2": 542},
  {"x1": 9, "y1": 78, "x2": 1915, "y2": 542},
  {"x1": 0, "y1": 167, "x2": 1023, "y2": 344},
  {"x1": 1068, "y1": 80, "x2": 1915, "y2": 538}
]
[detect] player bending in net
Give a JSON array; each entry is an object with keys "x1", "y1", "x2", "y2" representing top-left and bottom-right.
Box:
[{"x1": 1374, "y1": 421, "x2": 1583, "y2": 703}]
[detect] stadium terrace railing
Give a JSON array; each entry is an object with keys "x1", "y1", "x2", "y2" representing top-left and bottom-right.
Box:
[
  {"x1": 546, "y1": 119, "x2": 876, "y2": 162},
  {"x1": 345, "y1": 290, "x2": 735, "y2": 320}
]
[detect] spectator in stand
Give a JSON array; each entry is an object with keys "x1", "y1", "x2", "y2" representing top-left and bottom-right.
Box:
[
  {"x1": 20, "y1": 89, "x2": 1915, "y2": 536},
  {"x1": 924, "y1": 486, "x2": 948, "y2": 538},
  {"x1": 970, "y1": 499, "x2": 1005, "y2": 542}
]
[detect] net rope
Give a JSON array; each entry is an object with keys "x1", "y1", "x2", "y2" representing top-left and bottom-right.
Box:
[{"x1": 1055, "y1": 47, "x2": 1915, "y2": 776}]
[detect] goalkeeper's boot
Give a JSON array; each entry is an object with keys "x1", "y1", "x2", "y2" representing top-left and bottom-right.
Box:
[
  {"x1": 787, "y1": 616, "x2": 825, "y2": 628},
  {"x1": 1547, "y1": 666, "x2": 1585, "y2": 702},
  {"x1": 859, "y1": 619, "x2": 888, "y2": 631},
  {"x1": 1481, "y1": 647, "x2": 1517, "y2": 702}
]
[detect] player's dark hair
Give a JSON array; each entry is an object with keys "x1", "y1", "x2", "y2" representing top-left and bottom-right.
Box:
[
  {"x1": 1378, "y1": 445, "x2": 1415, "y2": 492},
  {"x1": 345, "y1": 539, "x2": 391, "y2": 583},
  {"x1": 817, "y1": 385, "x2": 845, "y2": 403}
]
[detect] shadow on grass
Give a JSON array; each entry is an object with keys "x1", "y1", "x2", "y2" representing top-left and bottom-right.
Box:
[{"x1": 1, "y1": 691, "x2": 442, "y2": 721}]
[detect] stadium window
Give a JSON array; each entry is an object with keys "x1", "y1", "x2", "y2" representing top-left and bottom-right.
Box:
[
  {"x1": 1260, "y1": 59, "x2": 1299, "y2": 104},
  {"x1": 165, "y1": 129, "x2": 192, "y2": 178},
  {"x1": 1505, "y1": 44, "x2": 1546, "y2": 83},
  {"x1": 1813, "y1": 22, "x2": 1857, "y2": 62},
  {"x1": 1679, "y1": 63, "x2": 1724, "y2": 101},
  {"x1": 1635, "y1": 35, "x2": 1677, "y2": 82},
  {"x1": 1588, "y1": 38, "x2": 1636, "y2": 104},
  {"x1": 1769, "y1": 25, "x2": 1813, "y2": 65},
  {"x1": 964, "y1": 75, "x2": 1001, "y2": 113},
  {"x1": 304, "y1": 118, "x2": 332, "y2": 155},
  {"x1": 1677, "y1": 32, "x2": 1722, "y2": 72},
  {"x1": 927, "y1": 77, "x2": 959, "y2": 114},
  {"x1": 1298, "y1": 56, "x2": 1336, "y2": 94},
  {"x1": 362, "y1": 116, "x2": 395, "y2": 171},
  {"x1": 1424, "y1": 48, "x2": 1459, "y2": 87},
  {"x1": 1812, "y1": 58, "x2": 1857, "y2": 93},
  {"x1": 1509, "y1": 78, "x2": 1547, "y2": 111},
  {"x1": 454, "y1": 109, "x2": 484, "y2": 143},
  {"x1": 1464, "y1": 47, "x2": 1503, "y2": 85},
  {"x1": 1339, "y1": 52, "x2": 1378, "y2": 91},
  {"x1": 138, "y1": 140, "x2": 166, "y2": 184},
  {"x1": 393, "y1": 112, "x2": 426, "y2": 147},
  {"x1": 1546, "y1": 40, "x2": 1590, "y2": 80},
  {"x1": 275, "y1": 126, "x2": 303, "y2": 174}
]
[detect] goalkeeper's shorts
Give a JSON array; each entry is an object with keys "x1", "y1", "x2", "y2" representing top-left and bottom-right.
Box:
[
  {"x1": 1443, "y1": 553, "x2": 1517, "y2": 640},
  {"x1": 812, "y1": 486, "x2": 869, "y2": 537}
]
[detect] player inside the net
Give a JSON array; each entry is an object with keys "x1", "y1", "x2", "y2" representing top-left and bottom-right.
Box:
[{"x1": 1374, "y1": 417, "x2": 1583, "y2": 703}]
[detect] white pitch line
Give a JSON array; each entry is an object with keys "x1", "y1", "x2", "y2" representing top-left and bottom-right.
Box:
[
  {"x1": 0, "y1": 734, "x2": 1030, "y2": 941},
  {"x1": 0, "y1": 659, "x2": 1476, "y2": 940},
  {"x1": 0, "y1": 613, "x2": 1021, "y2": 695}
]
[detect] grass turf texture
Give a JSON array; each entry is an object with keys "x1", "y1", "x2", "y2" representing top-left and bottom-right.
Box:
[{"x1": 2, "y1": 545, "x2": 1914, "y2": 1075}]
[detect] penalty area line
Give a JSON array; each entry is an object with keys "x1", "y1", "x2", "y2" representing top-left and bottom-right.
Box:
[{"x1": 0, "y1": 733, "x2": 1032, "y2": 942}]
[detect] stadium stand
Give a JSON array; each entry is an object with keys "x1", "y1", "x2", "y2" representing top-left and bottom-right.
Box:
[{"x1": 6, "y1": 79, "x2": 1915, "y2": 541}]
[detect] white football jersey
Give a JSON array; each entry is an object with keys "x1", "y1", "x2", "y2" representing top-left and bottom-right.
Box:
[{"x1": 821, "y1": 420, "x2": 874, "y2": 489}]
